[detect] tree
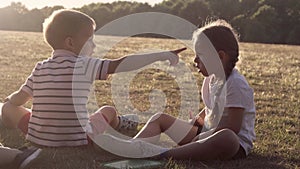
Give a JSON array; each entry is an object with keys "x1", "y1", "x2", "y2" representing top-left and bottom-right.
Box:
[
  {"x1": 153, "y1": 0, "x2": 183, "y2": 15},
  {"x1": 0, "y1": 0, "x2": 299, "y2": 44},
  {"x1": 179, "y1": 0, "x2": 210, "y2": 26},
  {"x1": 90, "y1": 6, "x2": 112, "y2": 30},
  {"x1": 40, "y1": 6, "x2": 64, "y2": 18},
  {"x1": 21, "y1": 9, "x2": 44, "y2": 31},
  {"x1": 207, "y1": 0, "x2": 240, "y2": 20},
  {"x1": 9, "y1": 2, "x2": 28, "y2": 14},
  {"x1": 242, "y1": 5, "x2": 278, "y2": 43},
  {"x1": 129, "y1": 2, "x2": 152, "y2": 13},
  {"x1": 0, "y1": 3, "x2": 24, "y2": 30}
]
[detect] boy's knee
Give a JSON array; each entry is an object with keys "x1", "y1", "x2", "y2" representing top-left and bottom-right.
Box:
[
  {"x1": 1, "y1": 102, "x2": 14, "y2": 128},
  {"x1": 1, "y1": 102, "x2": 9, "y2": 119}
]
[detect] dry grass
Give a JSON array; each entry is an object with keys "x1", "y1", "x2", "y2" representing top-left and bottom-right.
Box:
[{"x1": 0, "y1": 30, "x2": 299, "y2": 169}]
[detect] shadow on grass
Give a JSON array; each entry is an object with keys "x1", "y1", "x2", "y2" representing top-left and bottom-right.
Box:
[
  {"x1": 0, "y1": 144, "x2": 294, "y2": 169},
  {"x1": 0, "y1": 125, "x2": 294, "y2": 169},
  {"x1": 196, "y1": 152, "x2": 291, "y2": 169}
]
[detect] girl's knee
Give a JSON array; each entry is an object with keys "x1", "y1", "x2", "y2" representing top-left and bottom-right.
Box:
[
  {"x1": 217, "y1": 129, "x2": 240, "y2": 157},
  {"x1": 218, "y1": 129, "x2": 239, "y2": 143},
  {"x1": 149, "y1": 113, "x2": 175, "y2": 132},
  {"x1": 91, "y1": 106, "x2": 118, "y2": 124},
  {"x1": 99, "y1": 106, "x2": 117, "y2": 113},
  {"x1": 97, "y1": 106, "x2": 117, "y2": 116},
  {"x1": 149, "y1": 112, "x2": 166, "y2": 122}
]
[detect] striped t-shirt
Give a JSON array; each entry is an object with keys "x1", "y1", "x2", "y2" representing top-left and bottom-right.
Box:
[{"x1": 21, "y1": 49, "x2": 110, "y2": 147}]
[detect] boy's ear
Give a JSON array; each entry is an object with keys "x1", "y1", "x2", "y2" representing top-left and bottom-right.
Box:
[{"x1": 64, "y1": 37, "x2": 74, "y2": 49}]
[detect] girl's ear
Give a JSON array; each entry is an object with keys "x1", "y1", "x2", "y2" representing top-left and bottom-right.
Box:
[{"x1": 218, "y1": 50, "x2": 227, "y2": 60}]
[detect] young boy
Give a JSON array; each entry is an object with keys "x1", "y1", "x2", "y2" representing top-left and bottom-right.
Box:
[
  {"x1": 0, "y1": 143, "x2": 42, "y2": 169},
  {"x1": 0, "y1": 9, "x2": 185, "y2": 147}
]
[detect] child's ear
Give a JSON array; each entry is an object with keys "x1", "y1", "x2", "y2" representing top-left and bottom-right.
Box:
[
  {"x1": 218, "y1": 50, "x2": 227, "y2": 60},
  {"x1": 64, "y1": 37, "x2": 74, "y2": 50}
]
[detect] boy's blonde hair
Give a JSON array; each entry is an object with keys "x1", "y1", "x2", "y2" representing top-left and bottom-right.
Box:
[{"x1": 43, "y1": 9, "x2": 96, "y2": 49}]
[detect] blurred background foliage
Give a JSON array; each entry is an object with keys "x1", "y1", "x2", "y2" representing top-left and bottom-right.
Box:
[{"x1": 0, "y1": 0, "x2": 299, "y2": 44}]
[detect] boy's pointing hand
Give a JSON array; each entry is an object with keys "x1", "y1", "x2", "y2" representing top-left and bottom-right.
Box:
[
  {"x1": 171, "y1": 47, "x2": 187, "y2": 55},
  {"x1": 166, "y1": 47, "x2": 187, "y2": 66}
]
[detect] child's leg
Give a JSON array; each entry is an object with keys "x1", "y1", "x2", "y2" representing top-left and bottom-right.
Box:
[
  {"x1": 0, "y1": 145, "x2": 42, "y2": 168},
  {"x1": 93, "y1": 133, "x2": 169, "y2": 158},
  {"x1": 1, "y1": 102, "x2": 31, "y2": 133},
  {"x1": 134, "y1": 113, "x2": 198, "y2": 145},
  {"x1": 98, "y1": 106, "x2": 120, "y2": 129},
  {"x1": 89, "y1": 106, "x2": 119, "y2": 134},
  {"x1": 162, "y1": 129, "x2": 240, "y2": 160},
  {"x1": 0, "y1": 145, "x2": 21, "y2": 165}
]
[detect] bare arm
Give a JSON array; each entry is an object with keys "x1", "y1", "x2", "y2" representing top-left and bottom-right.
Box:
[
  {"x1": 215, "y1": 107, "x2": 244, "y2": 134},
  {"x1": 195, "y1": 108, "x2": 206, "y2": 125},
  {"x1": 190, "y1": 108, "x2": 206, "y2": 126},
  {"x1": 107, "y1": 47, "x2": 186, "y2": 74},
  {"x1": 5, "y1": 90, "x2": 31, "y2": 106}
]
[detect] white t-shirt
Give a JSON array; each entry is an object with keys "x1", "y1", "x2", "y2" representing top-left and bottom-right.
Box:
[{"x1": 201, "y1": 69, "x2": 256, "y2": 155}]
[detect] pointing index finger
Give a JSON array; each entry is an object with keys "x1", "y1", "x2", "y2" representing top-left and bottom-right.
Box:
[{"x1": 172, "y1": 47, "x2": 187, "y2": 54}]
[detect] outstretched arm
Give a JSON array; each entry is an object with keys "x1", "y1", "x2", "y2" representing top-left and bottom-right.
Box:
[{"x1": 107, "y1": 47, "x2": 186, "y2": 74}]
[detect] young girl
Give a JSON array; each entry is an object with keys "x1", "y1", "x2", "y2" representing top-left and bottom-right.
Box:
[{"x1": 96, "y1": 19, "x2": 256, "y2": 160}]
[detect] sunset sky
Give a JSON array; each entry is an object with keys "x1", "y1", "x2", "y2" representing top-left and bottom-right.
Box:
[{"x1": 0, "y1": 0, "x2": 164, "y2": 9}]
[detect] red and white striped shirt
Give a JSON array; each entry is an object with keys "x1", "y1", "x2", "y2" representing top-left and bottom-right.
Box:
[{"x1": 21, "y1": 49, "x2": 110, "y2": 147}]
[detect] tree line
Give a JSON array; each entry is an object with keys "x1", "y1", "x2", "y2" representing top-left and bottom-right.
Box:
[{"x1": 0, "y1": 0, "x2": 299, "y2": 45}]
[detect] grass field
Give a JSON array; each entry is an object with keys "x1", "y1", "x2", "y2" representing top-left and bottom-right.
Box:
[{"x1": 0, "y1": 30, "x2": 299, "y2": 169}]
